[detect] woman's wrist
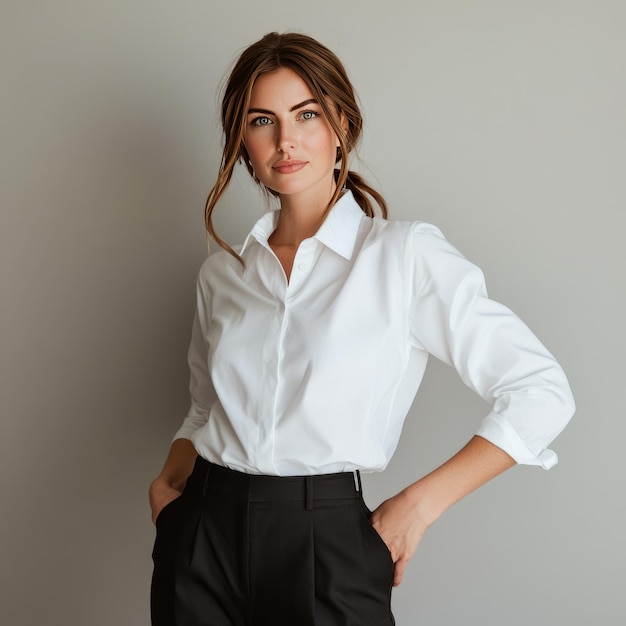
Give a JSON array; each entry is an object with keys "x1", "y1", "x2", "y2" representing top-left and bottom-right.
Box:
[
  {"x1": 401, "y1": 481, "x2": 444, "y2": 529},
  {"x1": 151, "y1": 473, "x2": 184, "y2": 493},
  {"x1": 152, "y1": 438, "x2": 198, "y2": 493}
]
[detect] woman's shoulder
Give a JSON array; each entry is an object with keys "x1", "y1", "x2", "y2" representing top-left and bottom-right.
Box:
[
  {"x1": 366, "y1": 217, "x2": 475, "y2": 284},
  {"x1": 196, "y1": 243, "x2": 245, "y2": 286},
  {"x1": 368, "y1": 216, "x2": 447, "y2": 249}
]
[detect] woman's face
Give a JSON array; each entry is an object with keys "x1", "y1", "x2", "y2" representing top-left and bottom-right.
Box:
[{"x1": 243, "y1": 67, "x2": 341, "y2": 204}]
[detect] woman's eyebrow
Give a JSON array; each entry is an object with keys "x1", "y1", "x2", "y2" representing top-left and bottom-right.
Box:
[
  {"x1": 247, "y1": 99, "x2": 319, "y2": 115},
  {"x1": 289, "y1": 98, "x2": 318, "y2": 111}
]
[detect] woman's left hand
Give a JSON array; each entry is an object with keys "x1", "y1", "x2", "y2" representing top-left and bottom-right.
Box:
[{"x1": 370, "y1": 489, "x2": 430, "y2": 587}]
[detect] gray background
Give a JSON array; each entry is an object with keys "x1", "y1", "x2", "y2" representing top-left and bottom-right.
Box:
[{"x1": 1, "y1": 1, "x2": 624, "y2": 624}]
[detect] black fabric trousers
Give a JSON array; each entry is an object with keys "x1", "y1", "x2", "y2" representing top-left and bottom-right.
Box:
[{"x1": 151, "y1": 457, "x2": 395, "y2": 626}]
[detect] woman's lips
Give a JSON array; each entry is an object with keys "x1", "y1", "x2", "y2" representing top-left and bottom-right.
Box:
[{"x1": 272, "y1": 160, "x2": 307, "y2": 174}]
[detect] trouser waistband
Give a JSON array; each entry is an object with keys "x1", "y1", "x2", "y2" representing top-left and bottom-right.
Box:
[{"x1": 188, "y1": 457, "x2": 362, "y2": 510}]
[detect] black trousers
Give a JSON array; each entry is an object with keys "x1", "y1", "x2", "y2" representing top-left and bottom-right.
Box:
[{"x1": 151, "y1": 457, "x2": 395, "y2": 626}]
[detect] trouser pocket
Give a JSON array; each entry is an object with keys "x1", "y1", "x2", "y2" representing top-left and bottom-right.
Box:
[{"x1": 355, "y1": 495, "x2": 395, "y2": 570}]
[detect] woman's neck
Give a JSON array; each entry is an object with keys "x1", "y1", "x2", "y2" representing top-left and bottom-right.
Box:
[{"x1": 270, "y1": 181, "x2": 338, "y2": 248}]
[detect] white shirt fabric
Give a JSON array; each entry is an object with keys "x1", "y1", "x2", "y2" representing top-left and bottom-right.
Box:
[{"x1": 174, "y1": 191, "x2": 575, "y2": 475}]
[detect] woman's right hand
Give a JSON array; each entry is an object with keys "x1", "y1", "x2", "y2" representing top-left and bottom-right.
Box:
[
  {"x1": 149, "y1": 438, "x2": 198, "y2": 524},
  {"x1": 149, "y1": 476, "x2": 182, "y2": 525}
]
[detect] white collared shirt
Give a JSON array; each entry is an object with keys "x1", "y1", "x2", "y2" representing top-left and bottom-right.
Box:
[{"x1": 174, "y1": 191, "x2": 575, "y2": 475}]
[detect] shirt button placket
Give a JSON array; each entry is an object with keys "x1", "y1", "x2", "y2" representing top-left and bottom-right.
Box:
[
  {"x1": 255, "y1": 252, "x2": 287, "y2": 473},
  {"x1": 289, "y1": 243, "x2": 313, "y2": 292},
  {"x1": 264, "y1": 294, "x2": 290, "y2": 472}
]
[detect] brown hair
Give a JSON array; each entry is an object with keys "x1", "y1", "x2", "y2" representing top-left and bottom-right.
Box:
[{"x1": 205, "y1": 32, "x2": 388, "y2": 261}]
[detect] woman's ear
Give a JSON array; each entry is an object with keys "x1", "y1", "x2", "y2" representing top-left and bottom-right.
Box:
[
  {"x1": 336, "y1": 112, "x2": 349, "y2": 147},
  {"x1": 341, "y1": 112, "x2": 349, "y2": 135}
]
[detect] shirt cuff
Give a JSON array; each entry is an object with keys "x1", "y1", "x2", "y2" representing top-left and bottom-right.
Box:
[
  {"x1": 476, "y1": 412, "x2": 559, "y2": 470},
  {"x1": 171, "y1": 424, "x2": 201, "y2": 443}
]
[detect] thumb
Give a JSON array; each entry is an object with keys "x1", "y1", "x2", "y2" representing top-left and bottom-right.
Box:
[{"x1": 393, "y1": 558, "x2": 407, "y2": 587}]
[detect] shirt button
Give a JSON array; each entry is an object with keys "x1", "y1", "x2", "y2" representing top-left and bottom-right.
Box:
[{"x1": 298, "y1": 262, "x2": 307, "y2": 270}]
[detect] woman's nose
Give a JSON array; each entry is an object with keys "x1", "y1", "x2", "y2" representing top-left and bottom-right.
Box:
[{"x1": 277, "y1": 123, "x2": 297, "y2": 153}]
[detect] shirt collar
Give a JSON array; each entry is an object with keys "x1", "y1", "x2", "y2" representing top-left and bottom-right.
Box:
[{"x1": 240, "y1": 190, "x2": 364, "y2": 260}]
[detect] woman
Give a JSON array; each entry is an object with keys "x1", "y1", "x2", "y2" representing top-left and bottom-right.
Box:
[{"x1": 149, "y1": 32, "x2": 574, "y2": 626}]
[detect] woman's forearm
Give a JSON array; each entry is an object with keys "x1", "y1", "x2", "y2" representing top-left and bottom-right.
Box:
[{"x1": 403, "y1": 435, "x2": 516, "y2": 527}]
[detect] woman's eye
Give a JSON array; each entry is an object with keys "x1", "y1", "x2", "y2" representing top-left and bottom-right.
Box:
[
  {"x1": 300, "y1": 110, "x2": 319, "y2": 121},
  {"x1": 251, "y1": 116, "x2": 272, "y2": 126}
]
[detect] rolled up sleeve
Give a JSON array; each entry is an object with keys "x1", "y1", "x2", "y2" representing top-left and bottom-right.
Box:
[{"x1": 408, "y1": 222, "x2": 575, "y2": 468}]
